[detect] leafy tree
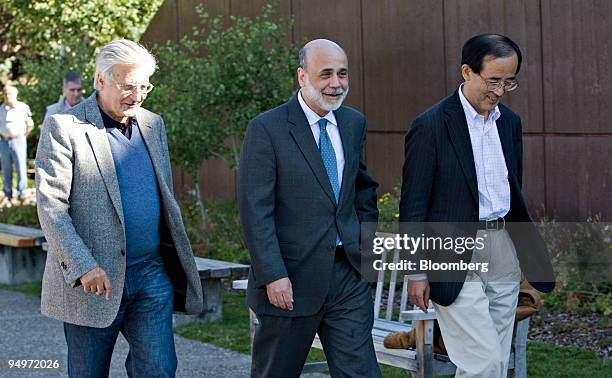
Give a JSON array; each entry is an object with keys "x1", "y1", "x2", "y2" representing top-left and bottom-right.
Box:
[
  {"x1": 147, "y1": 3, "x2": 297, "y2": 228},
  {"x1": 1, "y1": 0, "x2": 163, "y2": 125},
  {"x1": 1, "y1": 0, "x2": 163, "y2": 62}
]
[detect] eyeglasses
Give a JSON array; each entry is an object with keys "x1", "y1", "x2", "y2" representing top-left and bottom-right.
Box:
[
  {"x1": 475, "y1": 72, "x2": 519, "y2": 92},
  {"x1": 113, "y1": 79, "x2": 154, "y2": 95}
]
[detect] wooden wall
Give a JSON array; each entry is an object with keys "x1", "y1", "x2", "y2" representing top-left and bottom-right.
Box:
[{"x1": 141, "y1": 0, "x2": 612, "y2": 221}]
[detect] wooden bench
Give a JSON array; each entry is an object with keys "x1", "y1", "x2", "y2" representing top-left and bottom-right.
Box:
[
  {"x1": 0, "y1": 223, "x2": 46, "y2": 285},
  {"x1": 233, "y1": 232, "x2": 530, "y2": 377},
  {"x1": 174, "y1": 256, "x2": 249, "y2": 325}
]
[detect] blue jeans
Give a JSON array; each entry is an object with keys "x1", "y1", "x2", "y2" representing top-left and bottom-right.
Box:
[
  {"x1": 0, "y1": 136, "x2": 27, "y2": 198},
  {"x1": 64, "y1": 256, "x2": 176, "y2": 378}
]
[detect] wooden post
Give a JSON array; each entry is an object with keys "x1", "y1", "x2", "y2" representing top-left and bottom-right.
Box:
[{"x1": 415, "y1": 319, "x2": 434, "y2": 378}]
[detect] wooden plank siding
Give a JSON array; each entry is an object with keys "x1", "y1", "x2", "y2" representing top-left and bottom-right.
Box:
[{"x1": 140, "y1": 0, "x2": 612, "y2": 220}]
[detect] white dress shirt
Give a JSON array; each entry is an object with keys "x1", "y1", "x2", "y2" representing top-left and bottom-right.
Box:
[
  {"x1": 297, "y1": 90, "x2": 345, "y2": 188},
  {"x1": 458, "y1": 84, "x2": 511, "y2": 221},
  {"x1": 408, "y1": 87, "x2": 512, "y2": 282}
]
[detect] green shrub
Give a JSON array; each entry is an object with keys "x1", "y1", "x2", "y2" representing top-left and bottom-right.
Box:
[
  {"x1": 179, "y1": 196, "x2": 249, "y2": 264},
  {"x1": 540, "y1": 216, "x2": 611, "y2": 315},
  {"x1": 0, "y1": 204, "x2": 39, "y2": 227},
  {"x1": 206, "y1": 199, "x2": 249, "y2": 264},
  {"x1": 377, "y1": 184, "x2": 400, "y2": 232}
]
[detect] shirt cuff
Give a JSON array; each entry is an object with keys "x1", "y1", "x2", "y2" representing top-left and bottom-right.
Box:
[{"x1": 407, "y1": 273, "x2": 428, "y2": 281}]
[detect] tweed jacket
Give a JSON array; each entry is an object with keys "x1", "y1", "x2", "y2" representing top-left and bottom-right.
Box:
[{"x1": 36, "y1": 93, "x2": 203, "y2": 328}]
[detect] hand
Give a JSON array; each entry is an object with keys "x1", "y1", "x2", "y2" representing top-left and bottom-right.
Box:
[
  {"x1": 408, "y1": 279, "x2": 430, "y2": 313},
  {"x1": 266, "y1": 277, "x2": 293, "y2": 311},
  {"x1": 80, "y1": 267, "x2": 112, "y2": 300}
]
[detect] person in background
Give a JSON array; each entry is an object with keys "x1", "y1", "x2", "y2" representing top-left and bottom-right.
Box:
[
  {"x1": 0, "y1": 83, "x2": 33, "y2": 202},
  {"x1": 44, "y1": 71, "x2": 84, "y2": 121}
]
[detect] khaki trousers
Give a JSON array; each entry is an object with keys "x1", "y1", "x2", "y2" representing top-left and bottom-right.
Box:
[{"x1": 433, "y1": 229, "x2": 521, "y2": 378}]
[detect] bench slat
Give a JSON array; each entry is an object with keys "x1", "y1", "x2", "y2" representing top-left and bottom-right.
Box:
[
  {"x1": 386, "y1": 249, "x2": 400, "y2": 321},
  {"x1": 0, "y1": 223, "x2": 46, "y2": 239},
  {"x1": 0, "y1": 224, "x2": 45, "y2": 247},
  {"x1": 373, "y1": 249, "x2": 386, "y2": 317},
  {"x1": 194, "y1": 257, "x2": 249, "y2": 279}
]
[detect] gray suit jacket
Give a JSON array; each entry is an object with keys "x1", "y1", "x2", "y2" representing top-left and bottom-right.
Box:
[
  {"x1": 36, "y1": 93, "x2": 203, "y2": 328},
  {"x1": 44, "y1": 96, "x2": 66, "y2": 122},
  {"x1": 238, "y1": 94, "x2": 379, "y2": 317}
]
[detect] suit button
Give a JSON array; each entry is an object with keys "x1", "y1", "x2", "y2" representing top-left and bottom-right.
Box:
[
  {"x1": 120, "y1": 250, "x2": 125, "y2": 256},
  {"x1": 60, "y1": 262, "x2": 67, "y2": 270}
]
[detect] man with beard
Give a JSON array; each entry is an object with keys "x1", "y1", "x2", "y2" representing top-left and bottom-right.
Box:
[
  {"x1": 400, "y1": 34, "x2": 554, "y2": 377},
  {"x1": 238, "y1": 39, "x2": 381, "y2": 377}
]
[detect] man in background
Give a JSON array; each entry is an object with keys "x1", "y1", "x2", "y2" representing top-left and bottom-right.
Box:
[
  {"x1": 0, "y1": 83, "x2": 33, "y2": 202},
  {"x1": 44, "y1": 71, "x2": 83, "y2": 121}
]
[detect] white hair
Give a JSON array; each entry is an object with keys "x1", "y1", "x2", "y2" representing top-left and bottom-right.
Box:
[{"x1": 93, "y1": 39, "x2": 157, "y2": 90}]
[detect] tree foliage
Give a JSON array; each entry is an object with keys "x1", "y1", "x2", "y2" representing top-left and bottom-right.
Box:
[
  {"x1": 1, "y1": 0, "x2": 163, "y2": 122},
  {"x1": 146, "y1": 3, "x2": 297, "y2": 227},
  {"x1": 148, "y1": 3, "x2": 297, "y2": 170},
  {"x1": 1, "y1": 0, "x2": 163, "y2": 62}
]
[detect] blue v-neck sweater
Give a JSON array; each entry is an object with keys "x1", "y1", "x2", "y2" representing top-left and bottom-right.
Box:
[{"x1": 107, "y1": 123, "x2": 161, "y2": 267}]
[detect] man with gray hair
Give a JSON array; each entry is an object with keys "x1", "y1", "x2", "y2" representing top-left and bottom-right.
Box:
[
  {"x1": 43, "y1": 71, "x2": 84, "y2": 121},
  {"x1": 36, "y1": 39, "x2": 203, "y2": 377},
  {"x1": 239, "y1": 39, "x2": 381, "y2": 377}
]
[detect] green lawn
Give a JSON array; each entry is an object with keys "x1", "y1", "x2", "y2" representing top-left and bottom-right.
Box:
[
  {"x1": 3, "y1": 283, "x2": 609, "y2": 377},
  {"x1": 0, "y1": 280, "x2": 42, "y2": 297}
]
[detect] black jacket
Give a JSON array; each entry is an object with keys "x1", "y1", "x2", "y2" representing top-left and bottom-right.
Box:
[{"x1": 400, "y1": 90, "x2": 555, "y2": 306}]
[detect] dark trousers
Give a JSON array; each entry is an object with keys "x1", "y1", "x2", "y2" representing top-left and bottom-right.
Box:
[
  {"x1": 251, "y1": 253, "x2": 382, "y2": 378},
  {"x1": 64, "y1": 257, "x2": 176, "y2": 378}
]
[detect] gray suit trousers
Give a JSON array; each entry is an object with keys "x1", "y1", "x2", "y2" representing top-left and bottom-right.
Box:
[{"x1": 251, "y1": 255, "x2": 382, "y2": 378}]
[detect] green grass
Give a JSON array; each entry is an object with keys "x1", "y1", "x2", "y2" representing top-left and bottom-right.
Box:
[
  {"x1": 178, "y1": 292, "x2": 611, "y2": 378},
  {"x1": 174, "y1": 291, "x2": 252, "y2": 354},
  {"x1": 527, "y1": 341, "x2": 611, "y2": 378},
  {"x1": 0, "y1": 280, "x2": 42, "y2": 297},
  {"x1": 5, "y1": 284, "x2": 610, "y2": 377}
]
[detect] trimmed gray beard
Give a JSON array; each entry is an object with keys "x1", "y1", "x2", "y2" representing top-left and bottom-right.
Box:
[{"x1": 303, "y1": 76, "x2": 349, "y2": 112}]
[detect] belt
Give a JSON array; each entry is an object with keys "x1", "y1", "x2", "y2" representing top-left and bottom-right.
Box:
[
  {"x1": 334, "y1": 245, "x2": 347, "y2": 262},
  {"x1": 477, "y1": 217, "x2": 506, "y2": 230}
]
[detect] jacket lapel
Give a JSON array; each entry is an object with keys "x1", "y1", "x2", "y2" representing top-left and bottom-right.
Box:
[
  {"x1": 83, "y1": 94, "x2": 125, "y2": 226},
  {"x1": 287, "y1": 95, "x2": 337, "y2": 206},
  {"x1": 135, "y1": 110, "x2": 171, "y2": 194},
  {"x1": 444, "y1": 91, "x2": 479, "y2": 206},
  {"x1": 334, "y1": 107, "x2": 356, "y2": 208}
]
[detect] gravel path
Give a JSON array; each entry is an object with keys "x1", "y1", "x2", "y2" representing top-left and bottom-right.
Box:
[{"x1": 0, "y1": 289, "x2": 325, "y2": 377}]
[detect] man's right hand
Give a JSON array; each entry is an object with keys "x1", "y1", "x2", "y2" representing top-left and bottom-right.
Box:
[
  {"x1": 408, "y1": 279, "x2": 430, "y2": 312},
  {"x1": 266, "y1": 277, "x2": 293, "y2": 311},
  {"x1": 80, "y1": 267, "x2": 112, "y2": 301}
]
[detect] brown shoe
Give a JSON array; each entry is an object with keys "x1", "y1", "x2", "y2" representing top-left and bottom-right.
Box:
[
  {"x1": 384, "y1": 323, "x2": 448, "y2": 355},
  {"x1": 384, "y1": 331, "x2": 415, "y2": 349}
]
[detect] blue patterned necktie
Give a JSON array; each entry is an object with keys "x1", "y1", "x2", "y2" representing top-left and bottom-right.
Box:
[
  {"x1": 318, "y1": 118, "x2": 340, "y2": 202},
  {"x1": 318, "y1": 118, "x2": 341, "y2": 245}
]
